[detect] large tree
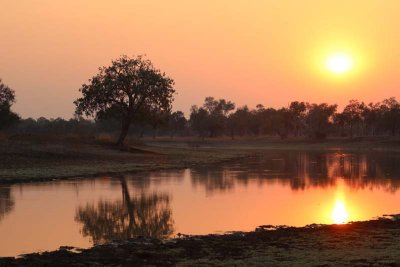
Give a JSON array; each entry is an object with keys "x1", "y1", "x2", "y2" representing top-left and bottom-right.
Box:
[
  {"x1": 0, "y1": 79, "x2": 20, "y2": 130},
  {"x1": 74, "y1": 55, "x2": 175, "y2": 145}
]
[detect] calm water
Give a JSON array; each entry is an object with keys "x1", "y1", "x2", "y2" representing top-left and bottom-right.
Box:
[{"x1": 1, "y1": 151, "x2": 400, "y2": 257}]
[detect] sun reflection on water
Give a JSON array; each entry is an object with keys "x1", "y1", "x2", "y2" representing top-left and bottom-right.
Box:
[{"x1": 331, "y1": 199, "x2": 349, "y2": 224}]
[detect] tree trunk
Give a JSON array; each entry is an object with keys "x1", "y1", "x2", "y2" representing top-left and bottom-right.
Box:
[
  {"x1": 120, "y1": 177, "x2": 136, "y2": 237},
  {"x1": 117, "y1": 119, "x2": 131, "y2": 146}
]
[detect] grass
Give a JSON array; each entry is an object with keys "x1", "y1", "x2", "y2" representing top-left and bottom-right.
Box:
[
  {"x1": 0, "y1": 136, "x2": 246, "y2": 183},
  {"x1": 2, "y1": 134, "x2": 400, "y2": 183}
]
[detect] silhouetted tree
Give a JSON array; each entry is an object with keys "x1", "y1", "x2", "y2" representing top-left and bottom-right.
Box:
[
  {"x1": 141, "y1": 108, "x2": 170, "y2": 139},
  {"x1": 189, "y1": 105, "x2": 209, "y2": 139},
  {"x1": 305, "y1": 103, "x2": 337, "y2": 139},
  {"x1": 333, "y1": 112, "x2": 346, "y2": 136},
  {"x1": 256, "y1": 107, "x2": 278, "y2": 135},
  {"x1": 0, "y1": 79, "x2": 20, "y2": 130},
  {"x1": 288, "y1": 101, "x2": 307, "y2": 137},
  {"x1": 203, "y1": 97, "x2": 235, "y2": 137},
  {"x1": 341, "y1": 99, "x2": 364, "y2": 137},
  {"x1": 381, "y1": 97, "x2": 400, "y2": 136},
  {"x1": 189, "y1": 97, "x2": 235, "y2": 138},
  {"x1": 167, "y1": 111, "x2": 187, "y2": 138},
  {"x1": 227, "y1": 106, "x2": 251, "y2": 138},
  {"x1": 74, "y1": 55, "x2": 175, "y2": 145},
  {"x1": 362, "y1": 102, "x2": 381, "y2": 136},
  {"x1": 274, "y1": 108, "x2": 292, "y2": 139}
]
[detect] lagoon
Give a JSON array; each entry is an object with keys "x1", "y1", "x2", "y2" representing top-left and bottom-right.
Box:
[{"x1": 1, "y1": 150, "x2": 400, "y2": 257}]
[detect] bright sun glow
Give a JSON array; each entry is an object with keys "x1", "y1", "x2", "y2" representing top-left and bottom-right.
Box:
[
  {"x1": 332, "y1": 200, "x2": 349, "y2": 224},
  {"x1": 326, "y1": 53, "x2": 353, "y2": 74}
]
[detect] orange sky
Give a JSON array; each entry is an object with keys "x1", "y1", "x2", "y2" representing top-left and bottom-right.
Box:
[{"x1": 1, "y1": 0, "x2": 400, "y2": 118}]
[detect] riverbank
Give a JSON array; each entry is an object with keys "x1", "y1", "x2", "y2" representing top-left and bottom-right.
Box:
[
  {"x1": 2, "y1": 135, "x2": 400, "y2": 183},
  {"x1": 0, "y1": 137, "x2": 246, "y2": 183},
  {"x1": 1, "y1": 215, "x2": 400, "y2": 266}
]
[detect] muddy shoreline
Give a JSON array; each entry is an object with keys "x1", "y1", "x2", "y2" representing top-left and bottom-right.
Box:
[
  {"x1": 3, "y1": 137, "x2": 400, "y2": 185},
  {"x1": 1, "y1": 216, "x2": 400, "y2": 266}
]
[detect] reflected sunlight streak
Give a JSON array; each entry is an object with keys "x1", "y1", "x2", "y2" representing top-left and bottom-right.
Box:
[{"x1": 332, "y1": 199, "x2": 349, "y2": 224}]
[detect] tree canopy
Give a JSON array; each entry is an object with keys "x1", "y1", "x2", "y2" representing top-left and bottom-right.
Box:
[{"x1": 0, "y1": 79, "x2": 20, "y2": 130}]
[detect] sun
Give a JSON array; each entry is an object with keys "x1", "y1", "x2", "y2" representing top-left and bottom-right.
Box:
[{"x1": 326, "y1": 53, "x2": 353, "y2": 74}]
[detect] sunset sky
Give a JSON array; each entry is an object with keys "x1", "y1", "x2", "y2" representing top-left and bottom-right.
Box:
[{"x1": 1, "y1": 0, "x2": 400, "y2": 119}]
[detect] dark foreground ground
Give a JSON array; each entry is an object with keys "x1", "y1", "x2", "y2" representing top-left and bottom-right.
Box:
[{"x1": 1, "y1": 216, "x2": 400, "y2": 266}]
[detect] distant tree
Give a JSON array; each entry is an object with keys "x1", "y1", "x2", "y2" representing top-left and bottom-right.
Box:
[
  {"x1": 288, "y1": 101, "x2": 307, "y2": 137},
  {"x1": 202, "y1": 97, "x2": 235, "y2": 137},
  {"x1": 74, "y1": 55, "x2": 175, "y2": 145},
  {"x1": 274, "y1": 108, "x2": 292, "y2": 139},
  {"x1": 250, "y1": 104, "x2": 268, "y2": 136},
  {"x1": 257, "y1": 107, "x2": 278, "y2": 135},
  {"x1": 333, "y1": 112, "x2": 346, "y2": 136},
  {"x1": 167, "y1": 111, "x2": 187, "y2": 138},
  {"x1": 361, "y1": 102, "x2": 381, "y2": 136},
  {"x1": 305, "y1": 103, "x2": 337, "y2": 139},
  {"x1": 342, "y1": 99, "x2": 364, "y2": 137},
  {"x1": 146, "y1": 109, "x2": 170, "y2": 139},
  {"x1": 227, "y1": 106, "x2": 251, "y2": 138},
  {"x1": 380, "y1": 97, "x2": 400, "y2": 136},
  {"x1": 189, "y1": 97, "x2": 235, "y2": 138},
  {"x1": 0, "y1": 79, "x2": 20, "y2": 130},
  {"x1": 203, "y1": 97, "x2": 235, "y2": 116},
  {"x1": 189, "y1": 105, "x2": 209, "y2": 139}
]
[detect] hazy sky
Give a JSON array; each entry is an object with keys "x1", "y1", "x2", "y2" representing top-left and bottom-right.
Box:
[{"x1": 1, "y1": 0, "x2": 400, "y2": 119}]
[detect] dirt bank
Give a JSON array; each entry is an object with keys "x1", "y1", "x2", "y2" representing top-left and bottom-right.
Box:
[
  {"x1": 1, "y1": 216, "x2": 400, "y2": 266},
  {"x1": 2, "y1": 136, "x2": 400, "y2": 184}
]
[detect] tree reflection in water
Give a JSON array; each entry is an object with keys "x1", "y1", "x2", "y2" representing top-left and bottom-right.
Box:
[
  {"x1": 190, "y1": 151, "x2": 400, "y2": 193},
  {"x1": 0, "y1": 187, "x2": 14, "y2": 223},
  {"x1": 75, "y1": 177, "x2": 174, "y2": 245}
]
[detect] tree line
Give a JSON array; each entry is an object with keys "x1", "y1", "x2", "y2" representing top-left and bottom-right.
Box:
[
  {"x1": 190, "y1": 97, "x2": 400, "y2": 139},
  {"x1": 1, "y1": 55, "x2": 400, "y2": 143}
]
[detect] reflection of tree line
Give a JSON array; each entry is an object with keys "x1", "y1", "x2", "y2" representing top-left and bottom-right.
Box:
[
  {"x1": 189, "y1": 152, "x2": 400, "y2": 192},
  {"x1": 12, "y1": 152, "x2": 398, "y2": 243},
  {"x1": 0, "y1": 187, "x2": 14, "y2": 223},
  {"x1": 75, "y1": 177, "x2": 174, "y2": 245}
]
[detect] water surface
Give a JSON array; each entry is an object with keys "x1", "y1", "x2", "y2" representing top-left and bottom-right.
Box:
[{"x1": 1, "y1": 151, "x2": 400, "y2": 257}]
